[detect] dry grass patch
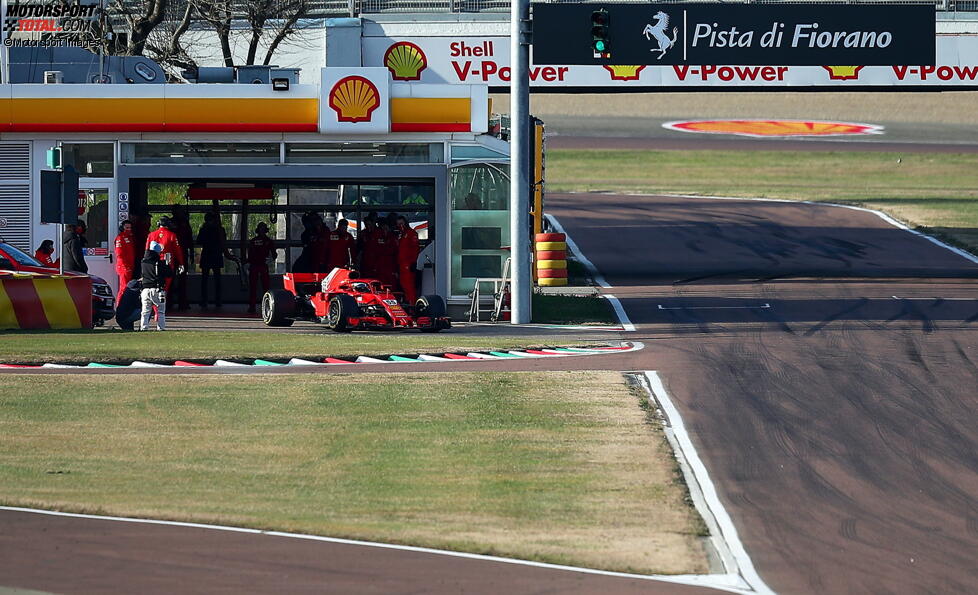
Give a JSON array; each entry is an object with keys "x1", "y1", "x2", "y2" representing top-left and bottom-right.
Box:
[{"x1": 0, "y1": 371, "x2": 708, "y2": 575}]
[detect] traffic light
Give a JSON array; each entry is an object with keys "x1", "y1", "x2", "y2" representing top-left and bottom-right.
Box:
[{"x1": 591, "y1": 9, "x2": 611, "y2": 58}]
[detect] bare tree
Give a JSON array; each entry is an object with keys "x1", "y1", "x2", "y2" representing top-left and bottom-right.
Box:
[
  {"x1": 190, "y1": 0, "x2": 234, "y2": 66},
  {"x1": 55, "y1": 0, "x2": 315, "y2": 75},
  {"x1": 143, "y1": 0, "x2": 199, "y2": 76},
  {"x1": 194, "y1": 0, "x2": 313, "y2": 67}
]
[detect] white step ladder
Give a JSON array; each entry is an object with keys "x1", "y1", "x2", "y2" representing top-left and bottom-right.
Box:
[{"x1": 467, "y1": 257, "x2": 512, "y2": 322}]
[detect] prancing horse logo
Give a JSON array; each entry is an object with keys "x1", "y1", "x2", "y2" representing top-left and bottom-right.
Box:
[{"x1": 643, "y1": 11, "x2": 678, "y2": 60}]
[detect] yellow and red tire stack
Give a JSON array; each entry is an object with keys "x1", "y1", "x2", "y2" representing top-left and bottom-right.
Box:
[
  {"x1": 535, "y1": 232, "x2": 568, "y2": 287},
  {"x1": 0, "y1": 271, "x2": 93, "y2": 329}
]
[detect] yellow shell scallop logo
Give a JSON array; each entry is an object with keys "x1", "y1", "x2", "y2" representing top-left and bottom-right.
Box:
[
  {"x1": 604, "y1": 65, "x2": 645, "y2": 81},
  {"x1": 329, "y1": 76, "x2": 381, "y2": 123},
  {"x1": 822, "y1": 66, "x2": 865, "y2": 81},
  {"x1": 384, "y1": 42, "x2": 428, "y2": 81}
]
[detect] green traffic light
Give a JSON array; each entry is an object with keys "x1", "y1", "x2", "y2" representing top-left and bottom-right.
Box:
[{"x1": 595, "y1": 40, "x2": 606, "y2": 52}]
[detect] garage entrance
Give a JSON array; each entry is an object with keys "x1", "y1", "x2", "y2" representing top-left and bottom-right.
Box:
[{"x1": 126, "y1": 178, "x2": 436, "y2": 304}]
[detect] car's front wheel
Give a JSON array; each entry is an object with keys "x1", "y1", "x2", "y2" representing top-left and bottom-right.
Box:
[
  {"x1": 416, "y1": 294, "x2": 447, "y2": 332},
  {"x1": 326, "y1": 294, "x2": 359, "y2": 332}
]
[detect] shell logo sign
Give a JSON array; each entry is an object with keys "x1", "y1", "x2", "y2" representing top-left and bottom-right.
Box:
[
  {"x1": 604, "y1": 65, "x2": 645, "y2": 81},
  {"x1": 385, "y1": 42, "x2": 428, "y2": 81},
  {"x1": 664, "y1": 120, "x2": 884, "y2": 137},
  {"x1": 823, "y1": 66, "x2": 865, "y2": 81},
  {"x1": 328, "y1": 76, "x2": 381, "y2": 123}
]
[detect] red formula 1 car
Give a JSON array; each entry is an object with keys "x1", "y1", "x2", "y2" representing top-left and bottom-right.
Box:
[{"x1": 262, "y1": 267, "x2": 451, "y2": 332}]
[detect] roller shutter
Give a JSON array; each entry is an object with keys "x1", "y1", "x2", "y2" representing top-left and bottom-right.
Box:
[{"x1": 0, "y1": 143, "x2": 32, "y2": 250}]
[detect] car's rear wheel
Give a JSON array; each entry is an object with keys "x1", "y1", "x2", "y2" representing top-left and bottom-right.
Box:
[
  {"x1": 327, "y1": 294, "x2": 359, "y2": 332},
  {"x1": 416, "y1": 294, "x2": 447, "y2": 332},
  {"x1": 263, "y1": 289, "x2": 295, "y2": 327}
]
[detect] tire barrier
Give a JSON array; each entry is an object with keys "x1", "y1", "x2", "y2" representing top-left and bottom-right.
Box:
[
  {"x1": 535, "y1": 232, "x2": 568, "y2": 287},
  {"x1": 0, "y1": 342, "x2": 643, "y2": 370},
  {"x1": 0, "y1": 271, "x2": 92, "y2": 329},
  {"x1": 534, "y1": 241, "x2": 567, "y2": 252}
]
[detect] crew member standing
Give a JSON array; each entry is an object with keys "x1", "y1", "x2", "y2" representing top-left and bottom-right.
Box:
[
  {"x1": 246, "y1": 222, "x2": 276, "y2": 314},
  {"x1": 62, "y1": 221, "x2": 88, "y2": 274},
  {"x1": 312, "y1": 220, "x2": 331, "y2": 273},
  {"x1": 171, "y1": 205, "x2": 194, "y2": 311},
  {"x1": 373, "y1": 219, "x2": 398, "y2": 287},
  {"x1": 357, "y1": 215, "x2": 378, "y2": 277},
  {"x1": 326, "y1": 219, "x2": 356, "y2": 272},
  {"x1": 196, "y1": 212, "x2": 236, "y2": 309},
  {"x1": 396, "y1": 216, "x2": 420, "y2": 304},
  {"x1": 145, "y1": 217, "x2": 184, "y2": 292},
  {"x1": 139, "y1": 242, "x2": 172, "y2": 331},
  {"x1": 113, "y1": 220, "x2": 137, "y2": 306}
]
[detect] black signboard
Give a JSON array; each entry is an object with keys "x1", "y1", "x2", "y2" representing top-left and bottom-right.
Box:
[
  {"x1": 531, "y1": 3, "x2": 936, "y2": 66},
  {"x1": 40, "y1": 165, "x2": 79, "y2": 224}
]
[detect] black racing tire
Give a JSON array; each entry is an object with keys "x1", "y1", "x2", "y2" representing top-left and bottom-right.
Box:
[
  {"x1": 416, "y1": 294, "x2": 447, "y2": 332},
  {"x1": 415, "y1": 294, "x2": 447, "y2": 317},
  {"x1": 262, "y1": 289, "x2": 296, "y2": 327},
  {"x1": 327, "y1": 294, "x2": 360, "y2": 332}
]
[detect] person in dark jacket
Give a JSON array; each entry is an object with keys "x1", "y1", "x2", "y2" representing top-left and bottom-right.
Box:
[
  {"x1": 171, "y1": 204, "x2": 194, "y2": 310},
  {"x1": 291, "y1": 211, "x2": 321, "y2": 273},
  {"x1": 115, "y1": 279, "x2": 143, "y2": 331},
  {"x1": 140, "y1": 242, "x2": 173, "y2": 331},
  {"x1": 245, "y1": 222, "x2": 276, "y2": 314},
  {"x1": 62, "y1": 221, "x2": 88, "y2": 273},
  {"x1": 196, "y1": 212, "x2": 237, "y2": 309}
]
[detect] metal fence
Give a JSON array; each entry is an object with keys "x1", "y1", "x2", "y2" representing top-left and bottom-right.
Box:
[
  {"x1": 346, "y1": 0, "x2": 973, "y2": 15},
  {"x1": 106, "y1": 0, "x2": 976, "y2": 21}
]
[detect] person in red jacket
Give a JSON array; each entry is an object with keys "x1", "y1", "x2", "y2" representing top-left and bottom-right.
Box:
[
  {"x1": 372, "y1": 219, "x2": 398, "y2": 287},
  {"x1": 246, "y1": 222, "x2": 277, "y2": 313},
  {"x1": 113, "y1": 220, "x2": 137, "y2": 305},
  {"x1": 357, "y1": 215, "x2": 379, "y2": 277},
  {"x1": 34, "y1": 240, "x2": 58, "y2": 268},
  {"x1": 326, "y1": 219, "x2": 357, "y2": 272},
  {"x1": 396, "y1": 215, "x2": 420, "y2": 305},
  {"x1": 145, "y1": 217, "x2": 185, "y2": 292}
]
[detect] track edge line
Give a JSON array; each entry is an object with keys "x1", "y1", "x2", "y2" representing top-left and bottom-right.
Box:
[
  {"x1": 641, "y1": 371, "x2": 777, "y2": 595},
  {"x1": 0, "y1": 505, "x2": 752, "y2": 593}
]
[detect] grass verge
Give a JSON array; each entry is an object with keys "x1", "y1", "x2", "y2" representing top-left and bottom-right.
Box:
[
  {"x1": 532, "y1": 293, "x2": 616, "y2": 325},
  {"x1": 0, "y1": 330, "x2": 581, "y2": 365},
  {"x1": 0, "y1": 371, "x2": 708, "y2": 575},
  {"x1": 548, "y1": 149, "x2": 978, "y2": 253}
]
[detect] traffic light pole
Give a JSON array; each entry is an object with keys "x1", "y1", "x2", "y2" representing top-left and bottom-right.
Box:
[{"x1": 510, "y1": 0, "x2": 531, "y2": 324}]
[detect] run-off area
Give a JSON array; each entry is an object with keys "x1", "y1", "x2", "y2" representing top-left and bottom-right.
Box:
[{"x1": 0, "y1": 371, "x2": 710, "y2": 576}]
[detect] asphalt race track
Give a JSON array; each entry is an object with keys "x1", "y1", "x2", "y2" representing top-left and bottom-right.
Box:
[
  {"x1": 2, "y1": 193, "x2": 977, "y2": 594},
  {"x1": 548, "y1": 193, "x2": 978, "y2": 594}
]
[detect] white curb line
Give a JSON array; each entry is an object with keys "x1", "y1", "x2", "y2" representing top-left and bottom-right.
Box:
[
  {"x1": 642, "y1": 371, "x2": 775, "y2": 595},
  {"x1": 545, "y1": 214, "x2": 637, "y2": 332}
]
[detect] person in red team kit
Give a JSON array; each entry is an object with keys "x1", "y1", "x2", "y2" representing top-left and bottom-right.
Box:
[
  {"x1": 396, "y1": 215, "x2": 420, "y2": 305},
  {"x1": 246, "y1": 222, "x2": 276, "y2": 313},
  {"x1": 113, "y1": 220, "x2": 137, "y2": 306},
  {"x1": 363, "y1": 218, "x2": 397, "y2": 289},
  {"x1": 326, "y1": 219, "x2": 356, "y2": 272},
  {"x1": 145, "y1": 217, "x2": 185, "y2": 291},
  {"x1": 34, "y1": 240, "x2": 58, "y2": 268}
]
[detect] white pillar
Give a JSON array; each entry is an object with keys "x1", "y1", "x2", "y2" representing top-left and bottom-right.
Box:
[
  {"x1": 509, "y1": 0, "x2": 531, "y2": 324},
  {"x1": 1, "y1": 0, "x2": 9, "y2": 84}
]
